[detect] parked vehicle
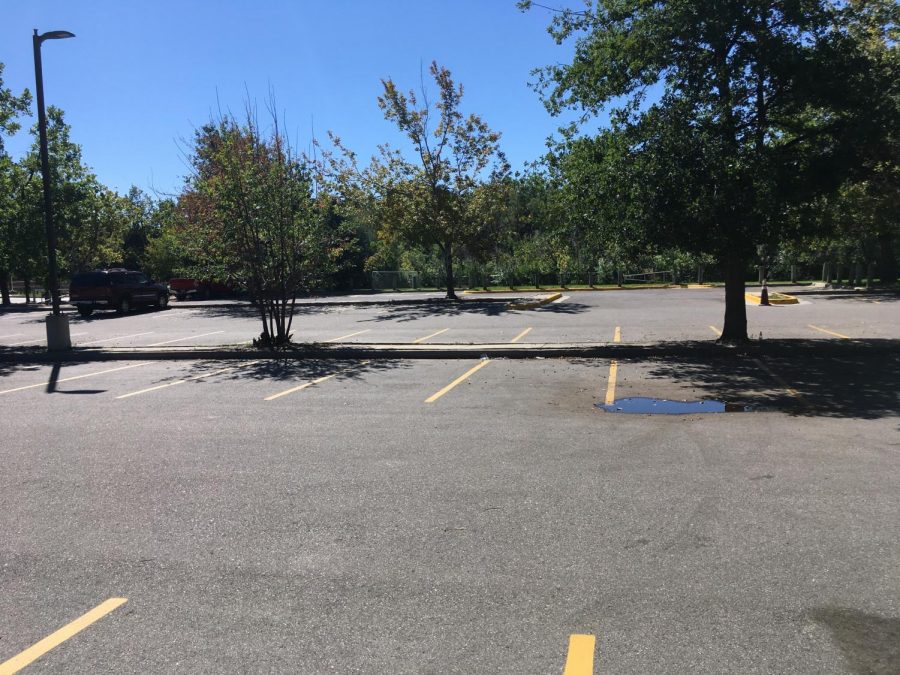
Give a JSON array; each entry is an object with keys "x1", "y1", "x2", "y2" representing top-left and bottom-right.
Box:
[
  {"x1": 169, "y1": 278, "x2": 237, "y2": 300},
  {"x1": 169, "y1": 278, "x2": 198, "y2": 301},
  {"x1": 69, "y1": 269, "x2": 169, "y2": 317}
]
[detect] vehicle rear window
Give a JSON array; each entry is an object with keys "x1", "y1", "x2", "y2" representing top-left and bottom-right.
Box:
[{"x1": 70, "y1": 273, "x2": 110, "y2": 287}]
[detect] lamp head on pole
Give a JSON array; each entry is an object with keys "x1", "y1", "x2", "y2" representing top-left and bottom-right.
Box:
[{"x1": 35, "y1": 30, "x2": 76, "y2": 43}]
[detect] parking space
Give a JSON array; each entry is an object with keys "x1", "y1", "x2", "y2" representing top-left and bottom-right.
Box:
[
  {"x1": 1, "y1": 347, "x2": 898, "y2": 672},
  {"x1": 1, "y1": 287, "x2": 898, "y2": 672}
]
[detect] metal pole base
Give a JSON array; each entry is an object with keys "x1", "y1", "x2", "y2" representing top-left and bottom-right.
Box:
[{"x1": 45, "y1": 313, "x2": 71, "y2": 351}]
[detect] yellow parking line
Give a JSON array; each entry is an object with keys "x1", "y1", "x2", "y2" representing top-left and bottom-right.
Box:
[
  {"x1": 808, "y1": 324, "x2": 851, "y2": 339},
  {"x1": 425, "y1": 360, "x2": 491, "y2": 403},
  {"x1": 148, "y1": 331, "x2": 224, "y2": 346},
  {"x1": 0, "y1": 362, "x2": 152, "y2": 396},
  {"x1": 563, "y1": 634, "x2": 596, "y2": 675},
  {"x1": 412, "y1": 328, "x2": 449, "y2": 344},
  {"x1": 510, "y1": 327, "x2": 532, "y2": 343},
  {"x1": 116, "y1": 361, "x2": 260, "y2": 399},
  {"x1": 325, "y1": 329, "x2": 371, "y2": 342},
  {"x1": 0, "y1": 597, "x2": 127, "y2": 675},
  {"x1": 264, "y1": 361, "x2": 369, "y2": 401},
  {"x1": 753, "y1": 358, "x2": 808, "y2": 406},
  {"x1": 605, "y1": 360, "x2": 618, "y2": 405},
  {"x1": 613, "y1": 326, "x2": 621, "y2": 343},
  {"x1": 709, "y1": 325, "x2": 722, "y2": 337}
]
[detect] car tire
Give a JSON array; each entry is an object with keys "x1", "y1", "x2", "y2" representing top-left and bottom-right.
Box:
[
  {"x1": 77, "y1": 306, "x2": 93, "y2": 317},
  {"x1": 157, "y1": 293, "x2": 169, "y2": 310},
  {"x1": 118, "y1": 296, "x2": 131, "y2": 313}
]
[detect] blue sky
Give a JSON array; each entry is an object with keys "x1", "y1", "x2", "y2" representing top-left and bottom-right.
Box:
[{"x1": 2, "y1": 0, "x2": 588, "y2": 198}]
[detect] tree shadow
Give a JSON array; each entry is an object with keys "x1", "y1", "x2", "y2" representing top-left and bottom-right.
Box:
[
  {"x1": 176, "y1": 304, "x2": 337, "y2": 321},
  {"x1": 810, "y1": 607, "x2": 900, "y2": 674},
  {"x1": 641, "y1": 347, "x2": 899, "y2": 419},
  {"x1": 0, "y1": 361, "x2": 46, "y2": 379},
  {"x1": 532, "y1": 301, "x2": 593, "y2": 315},
  {"x1": 788, "y1": 289, "x2": 899, "y2": 303},
  {"x1": 361, "y1": 299, "x2": 591, "y2": 323},
  {"x1": 18, "y1": 307, "x2": 168, "y2": 325},
  {"x1": 179, "y1": 357, "x2": 409, "y2": 384}
]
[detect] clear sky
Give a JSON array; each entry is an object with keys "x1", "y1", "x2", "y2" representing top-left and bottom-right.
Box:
[{"x1": 2, "y1": 0, "x2": 588, "y2": 198}]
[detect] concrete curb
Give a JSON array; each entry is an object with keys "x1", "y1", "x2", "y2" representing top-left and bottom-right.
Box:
[
  {"x1": 507, "y1": 293, "x2": 562, "y2": 310},
  {"x1": 745, "y1": 292, "x2": 799, "y2": 305},
  {"x1": 1, "y1": 339, "x2": 896, "y2": 364}
]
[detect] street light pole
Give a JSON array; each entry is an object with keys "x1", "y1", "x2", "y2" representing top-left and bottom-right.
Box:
[{"x1": 32, "y1": 28, "x2": 75, "y2": 350}]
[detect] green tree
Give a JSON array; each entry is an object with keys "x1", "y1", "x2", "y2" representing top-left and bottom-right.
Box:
[
  {"x1": 524, "y1": 0, "x2": 899, "y2": 340},
  {"x1": 323, "y1": 61, "x2": 510, "y2": 299},
  {"x1": 18, "y1": 107, "x2": 127, "y2": 278},
  {"x1": 182, "y1": 106, "x2": 345, "y2": 347},
  {"x1": 142, "y1": 198, "x2": 187, "y2": 282},
  {"x1": 0, "y1": 63, "x2": 32, "y2": 304}
]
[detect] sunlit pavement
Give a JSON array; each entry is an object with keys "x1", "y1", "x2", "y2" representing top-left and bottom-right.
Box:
[{"x1": 1, "y1": 287, "x2": 898, "y2": 672}]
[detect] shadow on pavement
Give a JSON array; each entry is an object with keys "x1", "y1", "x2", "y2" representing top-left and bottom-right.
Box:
[
  {"x1": 0, "y1": 361, "x2": 45, "y2": 379},
  {"x1": 642, "y1": 348, "x2": 899, "y2": 419},
  {"x1": 181, "y1": 357, "x2": 408, "y2": 384},
  {"x1": 362, "y1": 299, "x2": 591, "y2": 323},
  {"x1": 176, "y1": 304, "x2": 340, "y2": 321},
  {"x1": 788, "y1": 289, "x2": 899, "y2": 303},
  {"x1": 811, "y1": 607, "x2": 900, "y2": 674},
  {"x1": 19, "y1": 306, "x2": 170, "y2": 325}
]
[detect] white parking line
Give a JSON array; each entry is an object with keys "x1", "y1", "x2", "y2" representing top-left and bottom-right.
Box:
[
  {"x1": 325, "y1": 329, "x2": 371, "y2": 342},
  {"x1": 79, "y1": 332, "x2": 154, "y2": 345},
  {"x1": 147, "y1": 331, "x2": 224, "y2": 346},
  {"x1": 116, "y1": 361, "x2": 259, "y2": 399},
  {"x1": 8, "y1": 332, "x2": 87, "y2": 346},
  {"x1": 0, "y1": 362, "x2": 152, "y2": 395},
  {"x1": 552, "y1": 295, "x2": 570, "y2": 303},
  {"x1": 264, "y1": 361, "x2": 369, "y2": 401}
]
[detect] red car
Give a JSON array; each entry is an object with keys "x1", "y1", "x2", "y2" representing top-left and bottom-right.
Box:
[
  {"x1": 169, "y1": 278, "x2": 236, "y2": 300},
  {"x1": 69, "y1": 269, "x2": 169, "y2": 317}
]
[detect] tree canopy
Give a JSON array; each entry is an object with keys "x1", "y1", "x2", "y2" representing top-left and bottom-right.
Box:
[
  {"x1": 322, "y1": 61, "x2": 510, "y2": 299},
  {"x1": 522, "y1": 0, "x2": 900, "y2": 339}
]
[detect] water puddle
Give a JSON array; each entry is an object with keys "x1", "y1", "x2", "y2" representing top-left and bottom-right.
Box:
[{"x1": 596, "y1": 397, "x2": 755, "y2": 414}]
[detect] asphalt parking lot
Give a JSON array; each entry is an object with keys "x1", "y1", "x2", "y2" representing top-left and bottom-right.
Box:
[
  {"x1": 1, "y1": 287, "x2": 898, "y2": 673},
  {"x1": 1, "y1": 287, "x2": 897, "y2": 349}
]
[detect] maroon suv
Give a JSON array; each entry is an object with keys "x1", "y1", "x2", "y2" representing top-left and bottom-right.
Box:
[{"x1": 69, "y1": 269, "x2": 169, "y2": 317}]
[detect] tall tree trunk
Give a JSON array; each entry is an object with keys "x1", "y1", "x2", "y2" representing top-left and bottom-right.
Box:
[
  {"x1": 0, "y1": 272, "x2": 10, "y2": 306},
  {"x1": 720, "y1": 259, "x2": 748, "y2": 342},
  {"x1": 878, "y1": 233, "x2": 897, "y2": 284},
  {"x1": 443, "y1": 242, "x2": 457, "y2": 300}
]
